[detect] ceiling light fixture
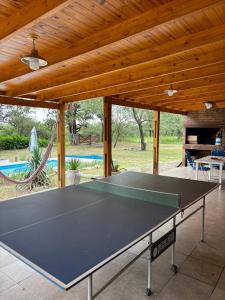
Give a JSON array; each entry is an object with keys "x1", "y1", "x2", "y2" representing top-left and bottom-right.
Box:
[
  {"x1": 165, "y1": 84, "x2": 178, "y2": 96},
  {"x1": 21, "y1": 34, "x2": 48, "y2": 71},
  {"x1": 204, "y1": 101, "x2": 213, "y2": 110}
]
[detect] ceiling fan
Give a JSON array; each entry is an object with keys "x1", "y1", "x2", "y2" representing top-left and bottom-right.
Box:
[{"x1": 164, "y1": 84, "x2": 178, "y2": 97}]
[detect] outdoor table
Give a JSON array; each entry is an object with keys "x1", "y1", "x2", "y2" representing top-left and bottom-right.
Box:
[{"x1": 194, "y1": 156, "x2": 225, "y2": 186}]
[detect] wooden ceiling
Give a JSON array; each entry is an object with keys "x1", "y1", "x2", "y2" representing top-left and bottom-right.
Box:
[{"x1": 0, "y1": 0, "x2": 225, "y2": 114}]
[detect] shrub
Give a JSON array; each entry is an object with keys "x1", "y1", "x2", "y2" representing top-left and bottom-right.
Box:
[{"x1": 0, "y1": 136, "x2": 48, "y2": 150}]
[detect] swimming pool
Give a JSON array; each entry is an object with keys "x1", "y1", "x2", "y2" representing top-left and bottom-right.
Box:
[{"x1": 0, "y1": 154, "x2": 103, "y2": 175}]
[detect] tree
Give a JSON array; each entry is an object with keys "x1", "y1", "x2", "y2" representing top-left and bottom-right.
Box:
[
  {"x1": 132, "y1": 108, "x2": 149, "y2": 151},
  {"x1": 65, "y1": 102, "x2": 93, "y2": 145},
  {"x1": 112, "y1": 106, "x2": 129, "y2": 148}
]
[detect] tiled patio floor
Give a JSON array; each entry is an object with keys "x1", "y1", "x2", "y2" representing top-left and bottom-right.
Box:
[{"x1": 0, "y1": 167, "x2": 225, "y2": 299}]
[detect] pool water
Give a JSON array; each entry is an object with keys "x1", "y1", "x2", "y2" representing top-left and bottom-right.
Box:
[{"x1": 0, "y1": 155, "x2": 103, "y2": 175}]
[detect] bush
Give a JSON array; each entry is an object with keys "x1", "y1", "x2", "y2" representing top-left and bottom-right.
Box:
[{"x1": 0, "y1": 136, "x2": 48, "y2": 150}]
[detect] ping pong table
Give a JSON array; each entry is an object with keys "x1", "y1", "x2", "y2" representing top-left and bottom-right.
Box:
[{"x1": 0, "y1": 171, "x2": 218, "y2": 299}]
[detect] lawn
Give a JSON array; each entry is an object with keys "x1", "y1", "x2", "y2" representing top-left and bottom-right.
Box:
[{"x1": 0, "y1": 140, "x2": 182, "y2": 201}]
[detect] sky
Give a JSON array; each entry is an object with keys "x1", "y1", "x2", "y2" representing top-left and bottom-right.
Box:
[{"x1": 31, "y1": 108, "x2": 49, "y2": 122}]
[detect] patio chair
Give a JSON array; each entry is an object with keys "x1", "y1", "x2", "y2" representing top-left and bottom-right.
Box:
[
  {"x1": 209, "y1": 149, "x2": 225, "y2": 181},
  {"x1": 211, "y1": 149, "x2": 225, "y2": 169},
  {"x1": 185, "y1": 150, "x2": 210, "y2": 179}
]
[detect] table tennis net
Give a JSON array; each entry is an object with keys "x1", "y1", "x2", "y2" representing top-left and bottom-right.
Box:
[{"x1": 80, "y1": 180, "x2": 181, "y2": 209}]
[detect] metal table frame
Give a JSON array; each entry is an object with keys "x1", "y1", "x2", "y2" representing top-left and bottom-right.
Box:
[{"x1": 86, "y1": 192, "x2": 211, "y2": 299}]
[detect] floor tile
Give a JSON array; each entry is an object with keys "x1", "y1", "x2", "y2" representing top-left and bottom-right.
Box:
[
  {"x1": 19, "y1": 273, "x2": 64, "y2": 300},
  {"x1": 0, "y1": 271, "x2": 16, "y2": 293},
  {"x1": 0, "y1": 247, "x2": 17, "y2": 268},
  {"x1": 157, "y1": 273, "x2": 213, "y2": 300},
  {"x1": 180, "y1": 256, "x2": 222, "y2": 286},
  {"x1": 1, "y1": 260, "x2": 34, "y2": 283},
  {"x1": 217, "y1": 268, "x2": 225, "y2": 290},
  {"x1": 0, "y1": 284, "x2": 37, "y2": 300},
  {"x1": 191, "y1": 243, "x2": 225, "y2": 267},
  {"x1": 209, "y1": 287, "x2": 225, "y2": 300}
]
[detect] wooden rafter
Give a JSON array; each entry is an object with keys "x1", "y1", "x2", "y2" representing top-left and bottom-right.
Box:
[
  {"x1": 128, "y1": 86, "x2": 225, "y2": 105},
  {"x1": 59, "y1": 64, "x2": 225, "y2": 102},
  {"x1": 6, "y1": 23, "x2": 225, "y2": 97},
  {"x1": 24, "y1": 45, "x2": 225, "y2": 101},
  {"x1": 110, "y1": 98, "x2": 186, "y2": 115},
  {"x1": 0, "y1": 96, "x2": 59, "y2": 109},
  {"x1": 116, "y1": 75, "x2": 225, "y2": 101},
  {"x1": 0, "y1": 0, "x2": 222, "y2": 87},
  {"x1": 0, "y1": 0, "x2": 71, "y2": 43}
]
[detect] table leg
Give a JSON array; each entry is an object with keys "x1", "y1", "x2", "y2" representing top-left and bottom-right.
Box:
[
  {"x1": 171, "y1": 217, "x2": 177, "y2": 274},
  {"x1": 195, "y1": 162, "x2": 199, "y2": 180},
  {"x1": 219, "y1": 163, "x2": 223, "y2": 187},
  {"x1": 145, "y1": 234, "x2": 152, "y2": 296},
  {"x1": 201, "y1": 197, "x2": 205, "y2": 242},
  {"x1": 88, "y1": 275, "x2": 93, "y2": 300}
]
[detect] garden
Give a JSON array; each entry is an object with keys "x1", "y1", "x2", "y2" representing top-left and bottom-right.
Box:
[{"x1": 0, "y1": 98, "x2": 183, "y2": 201}]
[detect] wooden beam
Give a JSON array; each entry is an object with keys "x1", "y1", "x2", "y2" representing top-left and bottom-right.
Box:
[
  {"x1": 0, "y1": 96, "x2": 59, "y2": 109},
  {"x1": 117, "y1": 75, "x2": 225, "y2": 100},
  {"x1": 1, "y1": 0, "x2": 222, "y2": 86},
  {"x1": 133, "y1": 88, "x2": 225, "y2": 106},
  {"x1": 57, "y1": 102, "x2": 65, "y2": 188},
  {"x1": 34, "y1": 46, "x2": 225, "y2": 101},
  {"x1": 0, "y1": 0, "x2": 71, "y2": 43},
  {"x1": 104, "y1": 97, "x2": 112, "y2": 177},
  {"x1": 7, "y1": 22, "x2": 225, "y2": 96},
  {"x1": 153, "y1": 111, "x2": 160, "y2": 175},
  {"x1": 110, "y1": 98, "x2": 186, "y2": 115},
  {"x1": 59, "y1": 64, "x2": 225, "y2": 102},
  {"x1": 162, "y1": 95, "x2": 225, "y2": 109}
]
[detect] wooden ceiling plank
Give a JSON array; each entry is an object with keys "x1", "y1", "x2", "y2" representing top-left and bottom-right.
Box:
[
  {"x1": 0, "y1": 97, "x2": 59, "y2": 109},
  {"x1": 127, "y1": 83, "x2": 225, "y2": 103},
  {"x1": 133, "y1": 90, "x2": 225, "y2": 104},
  {"x1": 0, "y1": 0, "x2": 72, "y2": 43},
  {"x1": 33, "y1": 47, "x2": 225, "y2": 101},
  {"x1": 1, "y1": 0, "x2": 223, "y2": 88},
  {"x1": 8, "y1": 23, "x2": 225, "y2": 97},
  {"x1": 58, "y1": 64, "x2": 225, "y2": 102},
  {"x1": 116, "y1": 73, "x2": 225, "y2": 100}
]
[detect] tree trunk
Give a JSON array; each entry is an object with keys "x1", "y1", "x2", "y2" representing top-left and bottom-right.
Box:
[
  {"x1": 113, "y1": 126, "x2": 121, "y2": 148},
  {"x1": 138, "y1": 123, "x2": 146, "y2": 150},
  {"x1": 132, "y1": 108, "x2": 146, "y2": 151}
]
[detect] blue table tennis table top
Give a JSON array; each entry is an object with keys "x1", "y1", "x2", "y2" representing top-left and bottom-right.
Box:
[{"x1": 0, "y1": 171, "x2": 218, "y2": 289}]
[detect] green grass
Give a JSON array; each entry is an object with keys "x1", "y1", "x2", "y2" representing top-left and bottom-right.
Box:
[{"x1": 0, "y1": 140, "x2": 182, "y2": 200}]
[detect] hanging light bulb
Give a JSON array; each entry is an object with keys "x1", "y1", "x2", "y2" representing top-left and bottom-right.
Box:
[
  {"x1": 21, "y1": 34, "x2": 48, "y2": 71},
  {"x1": 164, "y1": 84, "x2": 178, "y2": 96}
]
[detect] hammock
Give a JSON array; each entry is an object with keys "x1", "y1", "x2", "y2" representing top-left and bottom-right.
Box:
[{"x1": 0, "y1": 124, "x2": 56, "y2": 185}]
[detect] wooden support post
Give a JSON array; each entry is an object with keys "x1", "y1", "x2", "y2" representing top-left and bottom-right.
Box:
[
  {"x1": 104, "y1": 97, "x2": 112, "y2": 177},
  {"x1": 153, "y1": 111, "x2": 160, "y2": 175},
  {"x1": 57, "y1": 102, "x2": 65, "y2": 187}
]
